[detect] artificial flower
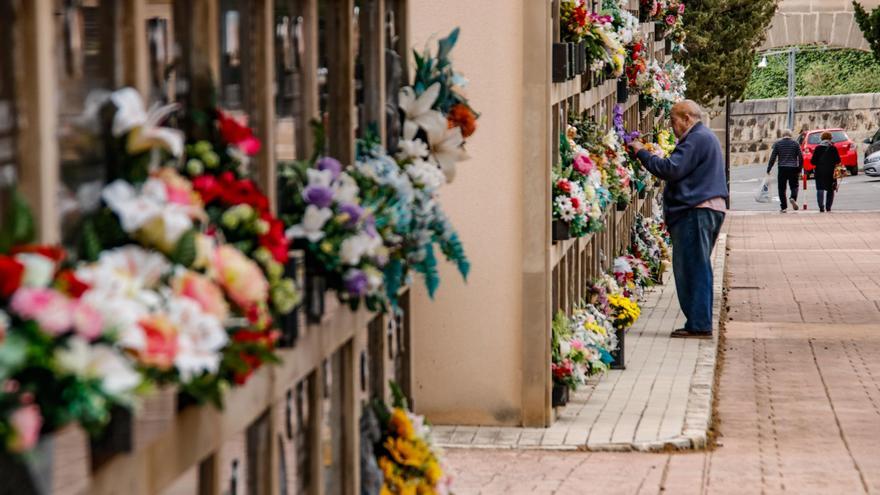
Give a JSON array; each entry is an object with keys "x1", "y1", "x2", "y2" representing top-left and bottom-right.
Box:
[
  {"x1": 110, "y1": 87, "x2": 183, "y2": 157},
  {"x1": 9, "y1": 288, "x2": 73, "y2": 336},
  {"x1": 286, "y1": 205, "x2": 333, "y2": 243},
  {"x1": 135, "y1": 314, "x2": 179, "y2": 370},
  {"x1": 55, "y1": 337, "x2": 141, "y2": 401},
  {"x1": 399, "y1": 83, "x2": 447, "y2": 135},
  {"x1": 7, "y1": 403, "x2": 42, "y2": 453},
  {"x1": 425, "y1": 124, "x2": 468, "y2": 182},
  {"x1": 102, "y1": 178, "x2": 196, "y2": 252},
  {"x1": 217, "y1": 110, "x2": 262, "y2": 156},
  {"x1": 71, "y1": 301, "x2": 104, "y2": 341},
  {"x1": 212, "y1": 245, "x2": 270, "y2": 312},
  {"x1": 172, "y1": 269, "x2": 230, "y2": 321},
  {"x1": 0, "y1": 255, "x2": 24, "y2": 298},
  {"x1": 14, "y1": 253, "x2": 57, "y2": 289},
  {"x1": 167, "y1": 297, "x2": 229, "y2": 382},
  {"x1": 447, "y1": 103, "x2": 477, "y2": 138}
]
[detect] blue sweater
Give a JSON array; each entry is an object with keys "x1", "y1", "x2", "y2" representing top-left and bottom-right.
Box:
[{"x1": 636, "y1": 122, "x2": 729, "y2": 226}]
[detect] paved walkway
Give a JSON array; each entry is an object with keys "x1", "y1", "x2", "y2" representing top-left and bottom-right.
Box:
[
  {"x1": 435, "y1": 235, "x2": 725, "y2": 451},
  {"x1": 445, "y1": 212, "x2": 880, "y2": 494}
]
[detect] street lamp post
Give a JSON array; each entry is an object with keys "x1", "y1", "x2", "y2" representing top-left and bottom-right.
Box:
[{"x1": 757, "y1": 46, "x2": 806, "y2": 131}]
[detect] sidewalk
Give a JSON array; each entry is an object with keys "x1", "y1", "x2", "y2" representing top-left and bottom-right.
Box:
[
  {"x1": 435, "y1": 234, "x2": 726, "y2": 451},
  {"x1": 445, "y1": 212, "x2": 880, "y2": 494}
]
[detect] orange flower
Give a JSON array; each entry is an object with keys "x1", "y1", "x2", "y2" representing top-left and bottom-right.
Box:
[
  {"x1": 136, "y1": 314, "x2": 179, "y2": 369},
  {"x1": 446, "y1": 104, "x2": 477, "y2": 138},
  {"x1": 389, "y1": 408, "x2": 415, "y2": 440}
]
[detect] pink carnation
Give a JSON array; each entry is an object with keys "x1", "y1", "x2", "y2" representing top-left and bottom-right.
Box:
[
  {"x1": 10, "y1": 288, "x2": 73, "y2": 336},
  {"x1": 8, "y1": 403, "x2": 42, "y2": 453},
  {"x1": 666, "y1": 15, "x2": 676, "y2": 25},
  {"x1": 72, "y1": 301, "x2": 104, "y2": 341},
  {"x1": 573, "y1": 153, "x2": 595, "y2": 175},
  {"x1": 173, "y1": 270, "x2": 230, "y2": 321}
]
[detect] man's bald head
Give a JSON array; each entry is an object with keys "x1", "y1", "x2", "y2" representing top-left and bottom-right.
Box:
[
  {"x1": 670, "y1": 99, "x2": 702, "y2": 138},
  {"x1": 671, "y1": 100, "x2": 702, "y2": 120}
]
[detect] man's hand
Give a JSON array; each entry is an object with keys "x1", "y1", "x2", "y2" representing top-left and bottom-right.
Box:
[
  {"x1": 630, "y1": 140, "x2": 645, "y2": 154},
  {"x1": 766, "y1": 166, "x2": 773, "y2": 175}
]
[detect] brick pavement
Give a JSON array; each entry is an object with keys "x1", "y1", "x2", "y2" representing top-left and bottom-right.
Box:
[
  {"x1": 445, "y1": 212, "x2": 880, "y2": 494},
  {"x1": 435, "y1": 235, "x2": 726, "y2": 451}
]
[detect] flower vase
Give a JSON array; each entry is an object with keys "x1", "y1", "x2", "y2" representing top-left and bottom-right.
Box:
[
  {"x1": 655, "y1": 22, "x2": 666, "y2": 41},
  {"x1": 611, "y1": 326, "x2": 626, "y2": 370},
  {"x1": 0, "y1": 435, "x2": 54, "y2": 495},
  {"x1": 278, "y1": 250, "x2": 304, "y2": 348},
  {"x1": 552, "y1": 219, "x2": 572, "y2": 243},
  {"x1": 638, "y1": 188, "x2": 647, "y2": 200},
  {"x1": 552, "y1": 383, "x2": 570, "y2": 407},
  {"x1": 304, "y1": 254, "x2": 327, "y2": 324},
  {"x1": 577, "y1": 41, "x2": 588, "y2": 75},
  {"x1": 567, "y1": 42, "x2": 576, "y2": 80},
  {"x1": 638, "y1": 3, "x2": 649, "y2": 23},
  {"x1": 616, "y1": 198, "x2": 628, "y2": 212},
  {"x1": 665, "y1": 37, "x2": 673, "y2": 53},
  {"x1": 639, "y1": 95, "x2": 648, "y2": 113},
  {"x1": 552, "y1": 43, "x2": 569, "y2": 83},
  {"x1": 617, "y1": 77, "x2": 629, "y2": 104},
  {"x1": 89, "y1": 405, "x2": 134, "y2": 470}
]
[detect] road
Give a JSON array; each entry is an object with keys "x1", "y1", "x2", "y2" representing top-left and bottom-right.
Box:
[{"x1": 730, "y1": 163, "x2": 880, "y2": 211}]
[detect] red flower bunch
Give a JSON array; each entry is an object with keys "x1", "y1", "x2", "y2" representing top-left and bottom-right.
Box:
[
  {"x1": 217, "y1": 110, "x2": 262, "y2": 156},
  {"x1": 552, "y1": 360, "x2": 574, "y2": 381},
  {"x1": 231, "y1": 329, "x2": 280, "y2": 385},
  {"x1": 193, "y1": 172, "x2": 289, "y2": 264}
]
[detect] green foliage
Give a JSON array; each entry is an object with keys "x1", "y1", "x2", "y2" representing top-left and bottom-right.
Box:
[
  {"x1": 0, "y1": 189, "x2": 35, "y2": 254},
  {"x1": 854, "y1": 1, "x2": 880, "y2": 63},
  {"x1": 743, "y1": 48, "x2": 880, "y2": 99},
  {"x1": 679, "y1": 0, "x2": 778, "y2": 105}
]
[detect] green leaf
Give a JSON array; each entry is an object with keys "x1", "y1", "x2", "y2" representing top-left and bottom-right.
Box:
[
  {"x1": 171, "y1": 229, "x2": 198, "y2": 267},
  {"x1": 0, "y1": 189, "x2": 35, "y2": 253},
  {"x1": 437, "y1": 28, "x2": 460, "y2": 62}
]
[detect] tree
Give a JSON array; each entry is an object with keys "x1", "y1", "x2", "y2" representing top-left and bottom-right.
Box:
[
  {"x1": 678, "y1": 0, "x2": 777, "y2": 106},
  {"x1": 853, "y1": 2, "x2": 880, "y2": 62}
]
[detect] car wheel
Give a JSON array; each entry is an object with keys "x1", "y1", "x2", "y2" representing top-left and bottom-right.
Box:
[{"x1": 849, "y1": 166, "x2": 858, "y2": 176}]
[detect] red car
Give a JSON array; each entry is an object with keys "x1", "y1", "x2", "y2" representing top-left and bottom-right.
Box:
[{"x1": 798, "y1": 129, "x2": 859, "y2": 176}]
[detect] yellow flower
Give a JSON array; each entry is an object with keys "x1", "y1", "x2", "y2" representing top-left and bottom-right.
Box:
[
  {"x1": 425, "y1": 460, "x2": 443, "y2": 485},
  {"x1": 384, "y1": 437, "x2": 429, "y2": 468},
  {"x1": 390, "y1": 408, "x2": 415, "y2": 440}
]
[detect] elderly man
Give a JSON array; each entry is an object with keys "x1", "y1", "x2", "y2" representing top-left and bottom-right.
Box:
[
  {"x1": 766, "y1": 129, "x2": 803, "y2": 212},
  {"x1": 630, "y1": 100, "x2": 728, "y2": 339}
]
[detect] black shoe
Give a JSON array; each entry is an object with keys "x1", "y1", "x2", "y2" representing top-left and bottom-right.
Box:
[
  {"x1": 780, "y1": 209, "x2": 787, "y2": 213},
  {"x1": 670, "y1": 329, "x2": 713, "y2": 339},
  {"x1": 819, "y1": 209, "x2": 825, "y2": 213}
]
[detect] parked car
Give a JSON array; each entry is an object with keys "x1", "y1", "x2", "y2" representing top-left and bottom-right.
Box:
[
  {"x1": 862, "y1": 128, "x2": 880, "y2": 158},
  {"x1": 864, "y1": 149, "x2": 880, "y2": 177},
  {"x1": 797, "y1": 128, "x2": 859, "y2": 176}
]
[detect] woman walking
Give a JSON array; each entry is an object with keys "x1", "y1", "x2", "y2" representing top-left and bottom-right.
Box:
[{"x1": 811, "y1": 131, "x2": 841, "y2": 213}]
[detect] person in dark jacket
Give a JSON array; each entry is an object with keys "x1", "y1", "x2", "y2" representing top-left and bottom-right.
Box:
[
  {"x1": 766, "y1": 129, "x2": 803, "y2": 212},
  {"x1": 811, "y1": 131, "x2": 841, "y2": 212},
  {"x1": 630, "y1": 100, "x2": 728, "y2": 339}
]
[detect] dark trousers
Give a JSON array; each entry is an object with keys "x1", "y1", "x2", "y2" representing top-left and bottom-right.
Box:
[
  {"x1": 778, "y1": 167, "x2": 800, "y2": 210},
  {"x1": 669, "y1": 208, "x2": 725, "y2": 332},
  {"x1": 817, "y1": 187, "x2": 835, "y2": 211}
]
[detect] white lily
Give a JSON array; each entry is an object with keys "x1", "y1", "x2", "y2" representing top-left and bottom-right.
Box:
[
  {"x1": 166, "y1": 298, "x2": 228, "y2": 383},
  {"x1": 333, "y1": 173, "x2": 360, "y2": 204},
  {"x1": 102, "y1": 178, "x2": 194, "y2": 249},
  {"x1": 14, "y1": 253, "x2": 56, "y2": 289},
  {"x1": 285, "y1": 205, "x2": 333, "y2": 242},
  {"x1": 111, "y1": 87, "x2": 183, "y2": 157},
  {"x1": 399, "y1": 83, "x2": 447, "y2": 132},
  {"x1": 339, "y1": 233, "x2": 382, "y2": 266},
  {"x1": 425, "y1": 124, "x2": 469, "y2": 182}
]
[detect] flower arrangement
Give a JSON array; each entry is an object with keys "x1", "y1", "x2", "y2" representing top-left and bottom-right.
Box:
[
  {"x1": 406, "y1": 28, "x2": 478, "y2": 183},
  {"x1": 281, "y1": 29, "x2": 473, "y2": 311},
  {"x1": 371, "y1": 384, "x2": 453, "y2": 494},
  {"x1": 632, "y1": 211, "x2": 671, "y2": 281},
  {"x1": 71, "y1": 88, "x2": 282, "y2": 405},
  {"x1": 553, "y1": 304, "x2": 619, "y2": 389},
  {"x1": 608, "y1": 293, "x2": 641, "y2": 330},
  {"x1": 561, "y1": 1, "x2": 626, "y2": 76},
  {"x1": 552, "y1": 122, "x2": 608, "y2": 238},
  {"x1": 569, "y1": 112, "x2": 631, "y2": 207},
  {"x1": 0, "y1": 197, "x2": 143, "y2": 455},
  {"x1": 179, "y1": 109, "x2": 300, "y2": 323},
  {"x1": 635, "y1": 61, "x2": 686, "y2": 118}
]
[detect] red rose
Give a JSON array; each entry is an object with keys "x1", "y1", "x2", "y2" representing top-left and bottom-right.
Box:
[
  {"x1": 192, "y1": 175, "x2": 222, "y2": 204},
  {"x1": 55, "y1": 270, "x2": 90, "y2": 298},
  {"x1": 259, "y1": 214, "x2": 290, "y2": 264},
  {"x1": 217, "y1": 110, "x2": 262, "y2": 156},
  {"x1": 571, "y1": 197, "x2": 581, "y2": 210},
  {"x1": 556, "y1": 180, "x2": 571, "y2": 194},
  {"x1": 0, "y1": 255, "x2": 24, "y2": 299}
]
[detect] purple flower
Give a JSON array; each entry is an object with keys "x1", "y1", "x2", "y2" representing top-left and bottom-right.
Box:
[
  {"x1": 316, "y1": 157, "x2": 342, "y2": 180},
  {"x1": 303, "y1": 185, "x2": 334, "y2": 208},
  {"x1": 344, "y1": 269, "x2": 369, "y2": 296},
  {"x1": 363, "y1": 214, "x2": 378, "y2": 238},
  {"x1": 338, "y1": 203, "x2": 364, "y2": 227}
]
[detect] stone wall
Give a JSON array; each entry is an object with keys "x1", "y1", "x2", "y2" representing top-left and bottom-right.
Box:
[
  {"x1": 762, "y1": 0, "x2": 880, "y2": 51},
  {"x1": 729, "y1": 93, "x2": 880, "y2": 166}
]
